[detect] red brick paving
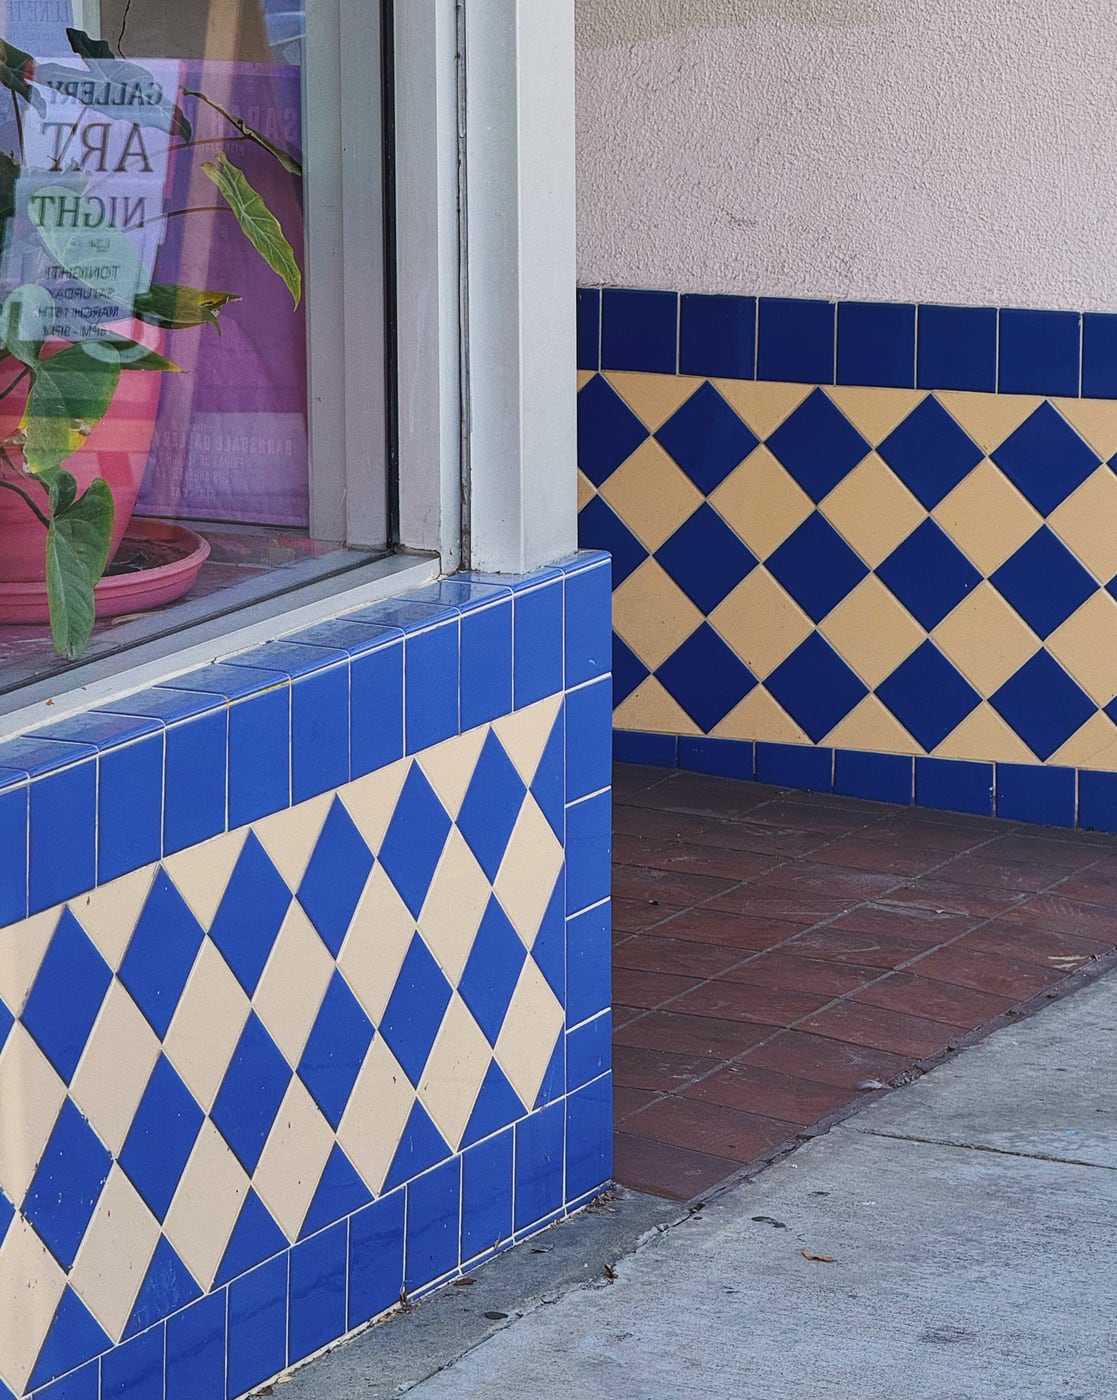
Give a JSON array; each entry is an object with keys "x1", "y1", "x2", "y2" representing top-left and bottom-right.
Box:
[{"x1": 610, "y1": 762, "x2": 1117, "y2": 1201}]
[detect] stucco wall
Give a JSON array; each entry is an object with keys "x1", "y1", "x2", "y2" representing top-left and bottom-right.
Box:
[{"x1": 576, "y1": 0, "x2": 1117, "y2": 310}]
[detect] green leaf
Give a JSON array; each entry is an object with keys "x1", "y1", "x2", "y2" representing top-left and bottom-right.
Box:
[
  {"x1": 0, "y1": 285, "x2": 53, "y2": 367},
  {"x1": 201, "y1": 154, "x2": 302, "y2": 307},
  {"x1": 0, "y1": 38, "x2": 46, "y2": 113},
  {"x1": 185, "y1": 88, "x2": 302, "y2": 174},
  {"x1": 131, "y1": 283, "x2": 241, "y2": 331},
  {"x1": 41, "y1": 27, "x2": 193, "y2": 140},
  {"x1": 82, "y1": 337, "x2": 183, "y2": 372},
  {"x1": 28, "y1": 185, "x2": 149, "y2": 302},
  {"x1": 21, "y1": 347, "x2": 122, "y2": 474},
  {"x1": 45, "y1": 474, "x2": 114, "y2": 658}
]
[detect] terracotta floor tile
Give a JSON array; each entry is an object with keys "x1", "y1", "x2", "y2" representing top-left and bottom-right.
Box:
[
  {"x1": 652, "y1": 907, "x2": 807, "y2": 951},
  {"x1": 872, "y1": 880, "x2": 1025, "y2": 920},
  {"x1": 623, "y1": 1095, "x2": 797, "y2": 1164},
  {"x1": 1045, "y1": 868, "x2": 1117, "y2": 909},
  {"x1": 671, "y1": 979, "x2": 830, "y2": 1027},
  {"x1": 861, "y1": 819, "x2": 988, "y2": 857},
  {"x1": 742, "y1": 1030, "x2": 911, "y2": 1088},
  {"x1": 912, "y1": 941, "x2": 1066, "y2": 999},
  {"x1": 613, "y1": 863, "x2": 737, "y2": 906},
  {"x1": 637, "y1": 774, "x2": 779, "y2": 820},
  {"x1": 827, "y1": 904, "x2": 978, "y2": 948},
  {"x1": 807, "y1": 837, "x2": 947, "y2": 879},
  {"x1": 932, "y1": 854, "x2": 1068, "y2": 894},
  {"x1": 612, "y1": 1004, "x2": 644, "y2": 1029},
  {"x1": 612, "y1": 966, "x2": 698, "y2": 1010},
  {"x1": 749, "y1": 799, "x2": 876, "y2": 833},
  {"x1": 613, "y1": 805, "x2": 709, "y2": 842},
  {"x1": 614, "y1": 1085, "x2": 659, "y2": 1121},
  {"x1": 612, "y1": 1043, "x2": 712, "y2": 1092},
  {"x1": 613, "y1": 934, "x2": 750, "y2": 979},
  {"x1": 749, "y1": 861, "x2": 907, "y2": 902},
  {"x1": 980, "y1": 831, "x2": 1114, "y2": 871},
  {"x1": 612, "y1": 1132, "x2": 744, "y2": 1201},
  {"x1": 996, "y1": 893, "x2": 1117, "y2": 941},
  {"x1": 674, "y1": 817, "x2": 828, "y2": 859},
  {"x1": 798, "y1": 1002, "x2": 963, "y2": 1058},
  {"x1": 613, "y1": 764, "x2": 674, "y2": 800},
  {"x1": 681, "y1": 1064, "x2": 852, "y2": 1126},
  {"x1": 630, "y1": 841, "x2": 785, "y2": 882},
  {"x1": 782, "y1": 926, "x2": 931, "y2": 969},
  {"x1": 723, "y1": 951, "x2": 882, "y2": 998},
  {"x1": 1074, "y1": 851, "x2": 1117, "y2": 879},
  {"x1": 614, "y1": 1009, "x2": 778, "y2": 1059},
  {"x1": 961, "y1": 919, "x2": 1114, "y2": 967},
  {"x1": 853, "y1": 972, "x2": 1014, "y2": 1028},
  {"x1": 704, "y1": 889, "x2": 857, "y2": 924},
  {"x1": 612, "y1": 896, "x2": 683, "y2": 933}
]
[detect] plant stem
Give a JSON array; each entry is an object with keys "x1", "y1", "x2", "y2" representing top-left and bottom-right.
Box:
[
  {"x1": 0, "y1": 365, "x2": 31, "y2": 403},
  {"x1": 0, "y1": 476, "x2": 49, "y2": 527},
  {"x1": 9, "y1": 88, "x2": 24, "y2": 165},
  {"x1": 146, "y1": 206, "x2": 230, "y2": 226}
]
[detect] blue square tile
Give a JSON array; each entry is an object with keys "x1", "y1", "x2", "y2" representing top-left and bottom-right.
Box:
[
  {"x1": 991, "y1": 653, "x2": 1095, "y2": 761},
  {"x1": 999, "y1": 308, "x2": 1080, "y2": 396},
  {"x1": 655, "y1": 504, "x2": 757, "y2": 614},
  {"x1": 612, "y1": 633, "x2": 650, "y2": 708},
  {"x1": 457, "y1": 732, "x2": 527, "y2": 880},
  {"x1": 566, "y1": 680, "x2": 613, "y2": 802},
  {"x1": 990, "y1": 528, "x2": 1095, "y2": 639},
  {"x1": 459, "y1": 898, "x2": 527, "y2": 1046},
  {"x1": 577, "y1": 495, "x2": 649, "y2": 590},
  {"x1": 656, "y1": 623, "x2": 756, "y2": 733},
  {"x1": 406, "y1": 580, "x2": 512, "y2": 615},
  {"x1": 22, "y1": 909, "x2": 111, "y2": 1083},
  {"x1": 350, "y1": 640, "x2": 404, "y2": 778},
  {"x1": 120, "y1": 871, "x2": 206, "y2": 1038},
  {"x1": 679, "y1": 293, "x2": 756, "y2": 380},
  {"x1": 227, "y1": 1256, "x2": 288, "y2": 1400},
  {"x1": 834, "y1": 750, "x2": 913, "y2": 805},
  {"x1": 877, "y1": 396, "x2": 984, "y2": 509},
  {"x1": 614, "y1": 731, "x2": 677, "y2": 766},
  {"x1": 655, "y1": 383, "x2": 759, "y2": 493},
  {"x1": 754, "y1": 741, "x2": 833, "y2": 792},
  {"x1": 677, "y1": 736, "x2": 754, "y2": 780},
  {"x1": 460, "y1": 601, "x2": 513, "y2": 731},
  {"x1": 915, "y1": 756, "x2": 994, "y2": 817},
  {"x1": 161, "y1": 662, "x2": 287, "y2": 702},
  {"x1": 101, "y1": 687, "x2": 220, "y2": 725},
  {"x1": 837, "y1": 301, "x2": 916, "y2": 389},
  {"x1": 211, "y1": 1014, "x2": 293, "y2": 1174},
  {"x1": 0, "y1": 734, "x2": 96, "y2": 777},
  {"x1": 765, "y1": 635, "x2": 868, "y2": 744},
  {"x1": 291, "y1": 663, "x2": 350, "y2": 803},
  {"x1": 228, "y1": 687, "x2": 290, "y2": 828},
  {"x1": 916, "y1": 305, "x2": 997, "y2": 392},
  {"x1": 576, "y1": 375, "x2": 649, "y2": 488},
  {"x1": 405, "y1": 622, "x2": 460, "y2": 753},
  {"x1": 461, "y1": 1130, "x2": 513, "y2": 1263},
  {"x1": 348, "y1": 597, "x2": 456, "y2": 633},
  {"x1": 765, "y1": 513, "x2": 868, "y2": 623},
  {"x1": 566, "y1": 790, "x2": 611, "y2": 916},
  {"x1": 877, "y1": 642, "x2": 981, "y2": 752},
  {"x1": 33, "y1": 1360, "x2": 99, "y2": 1400},
  {"x1": 1083, "y1": 313, "x2": 1117, "y2": 399},
  {"x1": 164, "y1": 711, "x2": 227, "y2": 857},
  {"x1": 990, "y1": 402, "x2": 1100, "y2": 517},
  {"x1": 757, "y1": 298, "x2": 835, "y2": 384},
  {"x1": 564, "y1": 559, "x2": 612, "y2": 689},
  {"x1": 567, "y1": 1011, "x2": 610, "y2": 1089},
  {"x1": 288, "y1": 1221, "x2": 347, "y2": 1365},
  {"x1": 513, "y1": 582, "x2": 564, "y2": 709},
  {"x1": 378, "y1": 764, "x2": 453, "y2": 917},
  {"x1": 23, "y1": 1101, "x2": 111, "y2": 1269},
  {"x1": 764, "y1": 388, "x2": 870, "y2": 503},
  {"x1": 166, "y1": 1291, "x2": 225, "y2": 1400},
  {"x1": 405, "y1": 1158, "x2": 462, "y2": 1292},
  {"x1": 0, "y1": 781, "x2": 27, "y2": 927},
  {"x1": 98, "y1": 733, "x2": 164, "y2": 884},
  {"x1": 208, "y1": 835, "x2": 293, "y2": 995},
  {"x1": 995, "y1": 763, "x2": 1076, "y2": 827},
  {"x1": 101, "y1": 1324, "x2": 164, "y2": 1400},
  {"x1": 565, "y1": 1075, "x2": 613, "y2": 1204},
  {"x1": 577, "y1": 287, "x2": 600, "y2": 371},
  {"x1": 29, "y1": 760, "x2": 96, "y2": 912},
  {"x1": 348, "y1": 1191, "x2": 405, "y2": 1329},
  {"x1": 227, "y1": 639, "x2": 348, "y2": 680},
  {"x1": 1079, "y1": 770, "x2": 1117, "y2": 834},
  {"x1": 297, "y1": 797, "x2": 374, "y2": 956},
  {"x1": 514, "y1": 1100, "x2": 565, "y2": 1232},
  {"x1": 601, "y1": 289, "x2": 678, "y2": 374},
  {"x1": 294, "y1": 617, "x2": 405, "y2": 654},
  {"x1": 297, "y1": 973, "x2": 374, "y2": 1131},
  {"x1": 877, "y1": 520, "x2": 982, "y2": 630},
  {"x1": 120, "y1": 1057, "x2": 204, "y2": 1221},
  {"x1": 379, "y1": 935, "x2": 454, "y2": 1086},
  {"x1": 34, "y1": 711, "x2": 160, "y2": 750},
  {"x1": 567, "y1": 898, "x2": 610, "y2": 1025}
]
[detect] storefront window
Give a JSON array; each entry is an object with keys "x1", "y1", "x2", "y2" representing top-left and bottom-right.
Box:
[{"x1": 0, "y1": 0, "x2": 387, "y2": 693}]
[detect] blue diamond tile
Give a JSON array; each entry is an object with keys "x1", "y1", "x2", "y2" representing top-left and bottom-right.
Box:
[
  {"x1": 26, "y1": 1288, "x2": 112, "y2": 1392},
  {"x1": 378, "y1": 934, "x2": 454, "y2": 1086},
  {"x1": 532, "y1": 878, "x2": 566, "y2": 1005},
  {"x1": 765, "y1": 635, "x2": 869, "y2": 744},
  {"x1": 656, "y1": 623, "x2": 756, "y2": 733},
  {"x1": 990, "y1": 402, "x2": 1100, "y2": 517},
  {"x1": 459, "y1": 898, "x2": 528, "y2": 1045},
  {"x1": 24, "y1": 1102, "x2": 111, "y2": 1269},
  {"x1": 991, "y1": 653, "x2": 1095, "y2": 761},
  {"x1": 878, "y1": 396, "x2": 984, "y2": 509},
  {"x1": 215, "y1": 1190, "x2": 288, "y2": 1287},
  {"x1": 457, "y1": 732, "x2": 527, "y2": 882},
  {"x1": 576, "y1": 374, "x2": 649, "y2": 486},
  {"x1": 612, "y1": 633, "x2": 650, "y2": 707},
  {"x1": 577, "y1": 495, "x2": 649, "y2": 589},
  {"x1": 297, "y1": 797, "x2": 375, "y2": 956},
  {"x1": 655, "y1": 504, "x2": 757, "y2": 614},
  {"x1": 998, "y1": 308, "x2": 1080, "y2": 397},
  {"x1": 208, "y1": 834, "x2": 293, "y2": 996},
  {"x1": 22, "y1": 910, "x2": 111, "y2": 1084},
  {"x1": 119, "y1": 871, "x2": 206, "y2": 1040},
  {"x1": 535, "y1": 1031, "x2": 566, "y2": 1108},
  {"x1": 301, "y1": 1144, "x2": 373, "y2": 1239},
  {"x1": 378, "y1": 765, "x2": 453, "y2": 919},
  {"x1": 383, "y1": 1101, "x2": 452, "y2": 1193},
  {"x1": 877, "y1": 642, "x2": 982, "y2": 752},
  {"x1": 125, "y1": 1237, "x2": 202, "y2": 1338},
  {"x1": 991, "y1": 528, "x2": 1097, "y2": 639},
  {"x1": 211, "y1": 1013, "x2": 293, "y2": 1175},
  {"x1": 119, "y1": 1056, "x2": 204, "y2": 1221},
  {"x1": 878, "y1": 520, "x2": 982, "y2": 630},
  {"x1": 765, "y1": 388, "x2": 871, "y2": 502},
  {"x1": 462, "y1": 1061, "x2": 526, "y2": 1148},
  {"x1": 655, "y1": 382, "x2": 759, "y2": 493},
  {"x1": 298, "y1": 972, "x2": 375, "y2": 1130},
  {"x1": 531, "y1": 706, "x2": 567, "y2": 843},
  {"x1": 765, "y1": 513, "x2": 869, "y2": 623}
]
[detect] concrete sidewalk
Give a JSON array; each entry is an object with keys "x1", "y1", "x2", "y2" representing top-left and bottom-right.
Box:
[{"x1": 406, "y1": 973, "x2": 1117, "y2": 1399}]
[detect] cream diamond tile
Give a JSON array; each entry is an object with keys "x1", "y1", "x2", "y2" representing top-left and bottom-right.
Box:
[
  {"x1": 0, "y1": 1025, "x2": 66, "y2": 1203},
  {"x1": 337, "y1": 759, "x2": 410, "y2": 855},
  {"x1": 253, "y1": 905, "x2": 334, "y2": 1068},
  {"x1": 934, "y1": 704, "x2": 1037, "y2": 763},
  {"x1": 1049, "y1": 397, "x2": 1117, "y2": 462},
  {"x1": 418, "y1": 829, "x2": 493, "y2": 986},
  {"x1": 1050, "y1": 711, "x2": 1117, "y2": 770},
  {"x1": 418, "y1": 994, "x2": 492, "y2": 1152},
  {"x1": 71, "y1": 865, "x2": 157, "y2": 972},
  {"x1": 0, "y1": 1214, "x2": 67, "y2": 1396},
  {"x1": 713, "y1": 379, "x2": 811, "y2": 440},
  {"x1": 492, "y1": 694, "x2": 563, "y2": 787},
  {"x1": 1047, "y1": 592, "x2": 1117, "y2": 705},
  {"x1": 711, "y1": 686, "x2": 809, "y2": 744},
  {"x1": 164, "y1": 1121, "x2": 250, "y2": 1291},
  {"x1": 598, "y1": 439, "x2": 705, "y2": 552},
  {"x1": 70, "y1": 981, "x2": 160, "y2": 1155},
  {"x1": 253, "y1": 1078, "x2": 335, "y2": 1242},
  {"x1": 494, "y1": 960, "x2": 564, "y2": 1114},
  {"x1": 70, "y1": 1165, "x2": 160, "y2": 1342},
  {"x1": 577, "y1": 469, "x2": 596, "y2": 512},
  {"x1": 613, "y1": 678, "x2": 702, "y2": 737},
  {"x1": 709, "y1": 446, "x2": 813, "y2": 560},
  {"x1": 493, "y1": 797, "x2": 565, "y2": 948},
  {"x1": 935, "y1": 391, "x2": 1043, "y2": 454},
  {"x1": 253, "y1": 792, "x2": 333, "y2": 890},
  {"x1": 824, "y1": 696, "x2": 923, "y2": 755},
  {"x1": 337, "y1": 1036, "x2": 414, "y2": 1194},
  {"x1": 338, "y1": 863, "x2": 416, "y2": 1024},
  {"x1": 164, "y1": 829, "x2": 248, "y2": 930},
  {"x1": 605, "y1": 370, "x2": 703, "y2": 430},
  {"x1": 164, "y1": 940, "x2": 251, "y2": 1113},
  {"x1": 417, "y1": 727, "x2": 488, "y2": 822},
  {"x1": 819, "y1": 577, "x2": 924, "y2": 690},
  {"x1": 825, "y1": 386, "x2": 924, "y2": 448},
  {"x1": 932, "y1": 460, "x2": 1042, "y2": 574},
  {"x1": 710, "y1": 568, "x2": 813, "y2": 679},
  {"x1": 576, "y1": 370, "x2": 594, "y2": 391},
  {"x1": 820, "y1": 454, "x2": 926, "y2": 568},
  {"x1": 932, "y1": 583, "x2": 1041, "y2": 698},
  {"x1": 613, "y1": 560, "x2": 703, "y2": 671},
  {"x1": 0, "y1": 909, "x2": 58, "y2": 1017},
  {"x1": 1048, "y1": 468, "x2": 1117, "y2": 584}
]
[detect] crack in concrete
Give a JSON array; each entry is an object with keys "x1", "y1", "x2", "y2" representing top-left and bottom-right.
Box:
[{"x1": 856, "y1": 1128, "x2": 1117, "y2": 1172}]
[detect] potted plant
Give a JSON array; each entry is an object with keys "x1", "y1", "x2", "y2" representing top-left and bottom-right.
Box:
[{"x1": 0, "y1": 27, "x2": 302, "y2": 657}]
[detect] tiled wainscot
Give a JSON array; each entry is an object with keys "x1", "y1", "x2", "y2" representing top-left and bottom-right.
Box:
[{"x1": 0, "y1": 554, "x2": 614, "y2": 1400}]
